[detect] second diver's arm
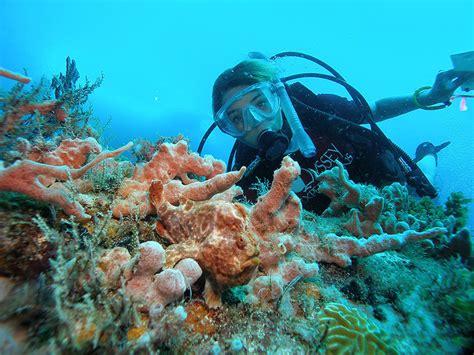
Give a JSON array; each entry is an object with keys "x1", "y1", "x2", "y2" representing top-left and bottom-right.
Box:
[
  {"x1": 369, "y1": 91, "x2": 436, "y2": 122},
  {"x1": 369, "y1": 69, "x2": 473, "y2": 122}
]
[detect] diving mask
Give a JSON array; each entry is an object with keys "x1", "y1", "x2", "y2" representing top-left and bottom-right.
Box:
[{"x1": 215, "y1": 81, "x2": 281, "y2": 137}]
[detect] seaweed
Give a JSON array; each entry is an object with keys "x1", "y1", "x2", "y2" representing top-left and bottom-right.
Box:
[
  {"x1": 0, "y1": 215, "x2": 145, "y2": 353},
  {"x1": 0, "y1": 57, "x2": 104, "y2": 165},
  {"x1": 445, "y1": 191, "x2": 472, "y2": 232},
  {"x1": 408, "y1": 195, "x2": 446, "y2": 229}
]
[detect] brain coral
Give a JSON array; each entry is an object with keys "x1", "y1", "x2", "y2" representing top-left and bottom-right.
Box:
[{"x1": 318, "y1": 302, "x2": 397, "y2": 355}]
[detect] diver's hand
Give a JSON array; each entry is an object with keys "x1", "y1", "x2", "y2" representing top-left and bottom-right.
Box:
[{"x1": 420, "y1": 69, "x2": 474, "y2": 105}]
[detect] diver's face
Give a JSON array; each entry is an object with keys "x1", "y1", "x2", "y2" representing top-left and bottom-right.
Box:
[{"x1": 222, "y1": 85, "x2": 283, "y2": 149}]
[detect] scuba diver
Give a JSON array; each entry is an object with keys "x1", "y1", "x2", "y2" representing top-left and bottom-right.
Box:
[{"x1": 201, "y1": 52, "x2": 472, "y2": 214}]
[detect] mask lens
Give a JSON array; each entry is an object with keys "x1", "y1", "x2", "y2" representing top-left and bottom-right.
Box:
[{"x1": 214, "y1": 82, "x2": 280, "y2": 137}]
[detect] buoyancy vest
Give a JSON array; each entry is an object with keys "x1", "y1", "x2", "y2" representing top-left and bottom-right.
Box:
[{"x1": 233, "y1": 82, "x2": 407, "y2": 214}]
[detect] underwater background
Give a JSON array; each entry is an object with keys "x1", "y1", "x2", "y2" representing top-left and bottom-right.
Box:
[{"x1": 1, "y1": 0, "x2": 474, "y2": 354}]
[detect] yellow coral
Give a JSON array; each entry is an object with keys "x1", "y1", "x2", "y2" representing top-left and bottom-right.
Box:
[
  {"x1": 127, "y1": 315, "x2": 149, "y2": 341},
  {"x1": 318, "y1": 302, "x2": 397, "y2": 355}
]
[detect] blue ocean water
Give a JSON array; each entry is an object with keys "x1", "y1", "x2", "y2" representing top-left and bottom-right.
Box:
[{"x1": 1, "y1": 0, "x2": 473, "y2": 228}]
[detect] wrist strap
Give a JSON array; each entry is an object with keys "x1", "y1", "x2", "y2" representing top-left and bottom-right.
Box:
[{"x1": 413, "y1": 86, "x2": 449, "y2": 110}]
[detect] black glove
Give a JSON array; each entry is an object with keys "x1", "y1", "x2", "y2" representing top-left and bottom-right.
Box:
[{"x1": 413, "y1": 141, "x2": 450, "y2": 166}]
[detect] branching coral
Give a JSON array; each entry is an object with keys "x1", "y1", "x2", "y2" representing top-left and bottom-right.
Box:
[
  {"x1": 249, "y1": 156, "x2": 303, "y2": 237},
  {"x1": 312, "y1": 227, "x2": 446, "y2": 267},
  {"x1": 315, "y1": 160, "x2": 441, "y2": 238},
  {"x1": 143, "y1": 149, "x2": 447, "y2": 308},
  {"x1": 50, "y1": 56, "x2": 103, "y2": 111},
  {"x1": 0, "y1": 140, "x2": 132, "y2": 220},
  {"x1": 50, "y1": 56, "x2": 80, "y2": 99},
  {"x1": 113, "y1": 140, "x2": 238, "y2": 217},
  {"x1": 244, "y1": 158, "x2": 447, "y2": 307},
  {"x1": 0, "y1": 67, "x2": 31, "y2": 84},
  {"x1": 316, "y1": 160, "x2": 377, "y2": 216}
]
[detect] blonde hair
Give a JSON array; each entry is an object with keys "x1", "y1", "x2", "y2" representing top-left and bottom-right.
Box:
[{"x1": 212, "y1": 59, "x2": 280, "y2": 114}]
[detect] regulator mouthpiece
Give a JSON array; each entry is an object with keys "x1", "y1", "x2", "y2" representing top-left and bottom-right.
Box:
[{"x1": 257, "y1": 130, "x2": 289, "y2": 161}]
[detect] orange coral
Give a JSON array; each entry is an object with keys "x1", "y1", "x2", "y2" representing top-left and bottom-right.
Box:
[
  {"x1": 1, "y1": 100, "x2": 69, "y2": 134},
  {"x1": 249, "y1": 156, "x2": 303, "y2": 238},
  {"x1": 184, "y1": 302, "x2": 217, "y2": 336},
  {"x1": 0, "y1": 67, "x2": 31, "y2": 84},
  {"x1": 147, "y1": 154, "x2": 305, "y2": 308},
  {"x1": 316, "y1": 159, "x2": 368, "y2": 216},
  {"x1": 113, "y1": 140, "x2": 241, "y2": 218},
  {"x1": 27, "y1": 137, "x2": 102, "y2": 168},
  {"x1": 0, "y1": 140, "x2": 132, "y2": 220},
  {"x1": 311, "y1": 227, "x2": 446, "y2": 267}
]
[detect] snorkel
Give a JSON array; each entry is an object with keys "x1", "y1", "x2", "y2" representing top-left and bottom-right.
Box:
[{"x1": 248, "y1": 52, "x2": 317, "y2": 158}]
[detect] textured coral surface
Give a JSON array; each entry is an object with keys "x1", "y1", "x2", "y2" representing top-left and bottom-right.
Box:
[{"x1": 0, "y1": 67, "x2": 472, "y2": 354}]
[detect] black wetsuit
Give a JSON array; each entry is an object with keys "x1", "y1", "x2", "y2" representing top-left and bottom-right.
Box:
[{"x1": 232, "y1": 82, "x2": 407, "y2": 214}]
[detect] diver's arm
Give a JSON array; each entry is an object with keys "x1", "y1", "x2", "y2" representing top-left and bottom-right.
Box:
[
  {"x1": 369, "y1": 93, "x2": 434, "y2": 122},
  {"x1": 370, "y1": 69, "x2": 473, "y2": 122}
]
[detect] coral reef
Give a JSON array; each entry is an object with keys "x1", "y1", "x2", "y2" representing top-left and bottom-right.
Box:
[
  {"x1": 0, "y1": 215, "x2": 144, "y2": 353},
  {"x1": 0, "y1": 63, "x2": 473, "y2": 354},
  {"x1": 98, "y1": 241, "x2": 203, "y2": 312},
  {"x1": 0, "y1": 139, "x2": 132, "y2": 220},
  {"x1": 113, "y1": 140, "x2": 237, "y2": 217},
  {"x1": 130, "y1": 134, "x2": 188, "y2": 163},
  {"x1": 150, "y1": 180, "x2": 259, "y2": 308}
]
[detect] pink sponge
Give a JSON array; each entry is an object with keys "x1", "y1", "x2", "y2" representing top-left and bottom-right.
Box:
[
  {"x1": 135, "y1": 241, "x2": 165, "y2": 275},
  {"x1": 98, "y1": 241, "x2": 202, "y2": 312},
  {"x1": 152, "y1": 269, "x2": 187, "y2": 303}
]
